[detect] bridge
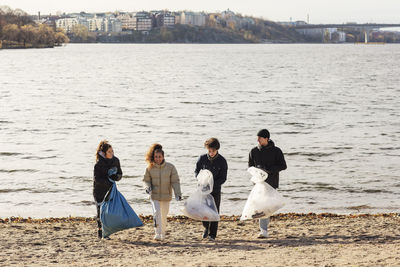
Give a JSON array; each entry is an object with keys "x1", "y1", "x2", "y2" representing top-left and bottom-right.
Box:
[{"x1": 291, "y1": 23, "x2": 400, "y2": 43}]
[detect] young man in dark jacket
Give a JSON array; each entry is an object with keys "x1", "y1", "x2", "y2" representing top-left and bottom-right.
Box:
[
  {"x1": 248, "y1": 129, "x2": 286, "y2": 238},
  {"x1": 195, "y1": 137, "x2": 228, "y2": 241}
]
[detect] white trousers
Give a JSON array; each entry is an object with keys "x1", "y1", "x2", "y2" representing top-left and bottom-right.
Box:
[{"x1": 151, "y1": 199, "x2": 170, "y2": 236}]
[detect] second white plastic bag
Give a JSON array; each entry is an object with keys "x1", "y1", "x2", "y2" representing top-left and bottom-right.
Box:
[
  {"x1": 182, "y1": 169, "x2": 220, "y2": 221},
  {"x1": 240, "y1": 167, "x2": 285, "y2": 220}
]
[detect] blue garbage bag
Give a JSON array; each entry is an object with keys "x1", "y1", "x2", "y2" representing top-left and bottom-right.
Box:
[{"x1": 100, "y1": 182, "x2": 143, "y2": 238}]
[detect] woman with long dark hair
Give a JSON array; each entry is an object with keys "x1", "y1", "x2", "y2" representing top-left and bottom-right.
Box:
[{"x1": 93, "y1": 140, "x2": 122, "y2": 239}]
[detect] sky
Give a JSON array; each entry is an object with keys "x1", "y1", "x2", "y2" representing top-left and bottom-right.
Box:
[{"x1": 2, "y1": 0, "x2": 400, "y2": 24}]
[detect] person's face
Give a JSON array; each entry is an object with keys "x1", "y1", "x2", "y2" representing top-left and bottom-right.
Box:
[
  {"x1": 154, "y1": 152, "x2": 164, "y2": 165},
  {"x1": 105, "y1": 147, "x2": 114, "y2": 159},
  {"x1": 207, "y1": 148, "x2": 218, "y2": 158},
  {"x1": 258, "y1": 136, "x2": 269, "y2": 146}
]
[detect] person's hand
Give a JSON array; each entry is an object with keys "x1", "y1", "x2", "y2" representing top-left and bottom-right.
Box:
[
  {"x1": 108, "y1": 167, "x2": 117, "y2": 176},
  {"x1": 109, "y1": 173, "x2": 118, "y2": 180},
  {"x1": 175, "y1": 195, "x2": 182, "y2": 201},
  {"x1": 145, "y1": 187, "x2": 152, "y2": 194}
]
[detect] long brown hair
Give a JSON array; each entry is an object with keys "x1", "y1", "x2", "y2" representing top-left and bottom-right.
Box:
[
  {"x1": 96, "y1": 140, "x2": 112, "y2": 161},
  {"x1": 145, "y1": 143, "x2": 164, "y2": 168}
]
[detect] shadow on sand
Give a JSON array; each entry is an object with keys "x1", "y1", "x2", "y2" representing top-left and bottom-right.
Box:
[{"x1": 119, "y1": 233, "x2": 399, "y2": 251}]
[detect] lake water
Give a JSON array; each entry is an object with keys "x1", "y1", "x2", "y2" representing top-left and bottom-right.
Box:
[{"x1": 0, "y1": 43, "x2": 399, "y2": 218}]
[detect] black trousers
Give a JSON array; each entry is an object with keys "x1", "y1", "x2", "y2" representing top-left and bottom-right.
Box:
[
  {"x1": 202, "y1": 192, "x2": 221, "y2": 238},
  {"x1": 96, "y1": 204, "x2": 102, "y2": 229}
]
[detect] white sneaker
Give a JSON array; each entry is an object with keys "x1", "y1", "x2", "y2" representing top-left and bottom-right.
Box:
[
  {"x1": 257, "y1": 230, "x2": 268, "y2": 239},
  {"x1": 154, "y1": 234, "x2": 162, "y2": 240}
]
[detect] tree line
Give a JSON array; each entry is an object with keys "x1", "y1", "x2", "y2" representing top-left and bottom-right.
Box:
[{"x1": 0, "y1": 6, "x2": 69, "y2": 49}]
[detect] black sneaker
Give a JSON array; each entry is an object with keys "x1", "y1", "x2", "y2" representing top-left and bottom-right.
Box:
[{"x1": 202, "y1": 229, "x2": 209, "y2": 239}]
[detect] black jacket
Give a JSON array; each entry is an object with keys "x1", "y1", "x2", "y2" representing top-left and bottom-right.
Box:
[
  {"x1": 248, "y1": 140, "x2": 287, "y2": 189},
  {"x1": 195, "y1": 153, "x2": 228, "y2": 194},
  {"x1": 93, "y1": 155, "x2": 122, "y2": 203}
]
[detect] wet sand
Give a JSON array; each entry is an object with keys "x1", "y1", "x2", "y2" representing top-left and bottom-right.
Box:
[{"x1": 0, "y1": 213, "x2": 399, "y2": 266}]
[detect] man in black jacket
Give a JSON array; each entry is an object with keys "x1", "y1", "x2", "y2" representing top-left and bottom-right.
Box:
[
  {"x1": 248, "y1": 129, "x2": 286, "y2": 238},
  {"x1": 195, "y1": 137, "x2": 228, "y2": 241}
]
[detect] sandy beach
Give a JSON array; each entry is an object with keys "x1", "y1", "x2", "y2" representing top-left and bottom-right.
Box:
[{"x1": 0, "y1": 213, "x2": 399, "y2": 266}]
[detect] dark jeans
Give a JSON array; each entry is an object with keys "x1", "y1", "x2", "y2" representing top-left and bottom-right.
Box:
[{"x1": 202, "y1": 192, "x2": 221, "y2": 238}]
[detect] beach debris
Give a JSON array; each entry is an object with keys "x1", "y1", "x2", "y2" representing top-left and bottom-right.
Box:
[{"x1": 0, "y1": 213, "x2": 399, "y2": 224}]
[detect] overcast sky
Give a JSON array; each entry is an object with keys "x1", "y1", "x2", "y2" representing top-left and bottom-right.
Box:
[{"x1": 2, "y1": 0, "x2": 400, "y2": 24}]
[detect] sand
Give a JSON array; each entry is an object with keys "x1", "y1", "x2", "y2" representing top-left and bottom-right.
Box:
[{"x1": 0, "y1": 213, "x2": 399, "y2": 266}]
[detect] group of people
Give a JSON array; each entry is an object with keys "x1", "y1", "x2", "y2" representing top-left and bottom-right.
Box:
[{"x1": 93, "y1": 129, "x2": 287, "y2": 241}]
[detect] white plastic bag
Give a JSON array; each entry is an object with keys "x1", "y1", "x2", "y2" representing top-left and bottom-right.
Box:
[
  {"x1": 240, "y1": 167, "x2": 285, "y2": 221},
  {"x1": 182, "y1": 169, "x2": 220, "y2": 221},
  {"x1": 197, "y1": 169, "x2": 214, "y2": 195}
]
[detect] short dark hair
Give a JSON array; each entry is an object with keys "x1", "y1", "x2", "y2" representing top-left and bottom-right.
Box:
[
  {"x1": 204, "y1": 138, "x2": 220, "y2": 150},
  {"x1": 257, "y1": 129, "x2": 270, "y2": 139}
]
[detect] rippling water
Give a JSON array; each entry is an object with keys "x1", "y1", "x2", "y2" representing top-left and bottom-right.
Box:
[{"x1": 0, "y1": 44, "x2": 399, "y2": 218}]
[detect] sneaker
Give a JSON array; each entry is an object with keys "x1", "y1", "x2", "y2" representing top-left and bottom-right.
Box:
[
  {"x1": 103, "y1": 236, "x2": 111, "y2": 240},
  {"x1": 257, "y1": 230, "x2": 268, "y2": 239},
  {"x1": 202, "y1": 229, "x2": 209, "y2": 239},
  {"x1": 154, "y1": 234, "x2": 162, "y2": 241},
  {"x1": 208, "y1": 236, "x2": 216, "y2": 241}
]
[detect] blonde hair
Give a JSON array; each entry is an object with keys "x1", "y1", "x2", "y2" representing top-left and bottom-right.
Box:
[{"x1": 145, "y1": 143, "x2": 164, "y2": 168}]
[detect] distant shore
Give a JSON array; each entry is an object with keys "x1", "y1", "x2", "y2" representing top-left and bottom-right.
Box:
[{"x1": 1, "y1": 213, "x2": 399, "y2": 266}]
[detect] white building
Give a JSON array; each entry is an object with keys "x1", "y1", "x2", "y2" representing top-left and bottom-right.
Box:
[
  {"x1": 137, "y1": 17, "x2": 152, "y2": 31},
  {"x1": 57, "y1": 16, "x2": 122, "y2": 33},
  {"x1": 87, "y1": 18, "x2": 104, "y2": 31},
  {"x1": 112, "y1": 19, "x2": 122, "y2": 32},
  {"x1": 163, "y1": 15, "x2": 175, "y2": 26},
  {"x1": 134, "y1": 12, "x2": 153, "y2": 31},
  {"x1": 180, "y1": 12, "x2": 206, "y2": 26},
  {"x1": 296, "y1": 28, "x2": 346, "y2": 42},
  {"x1": 155, "y1": 13, "x2": 175, "y2": 27},
  {"x1": 55, "y1": 18, "x2": 80, "y2": 33},
  {"x1": 104, "y1": 18, "x2": 122, "y2": 32},
  {"x1": 117, "y1": 13, "x2": 137, "y2": 30}
]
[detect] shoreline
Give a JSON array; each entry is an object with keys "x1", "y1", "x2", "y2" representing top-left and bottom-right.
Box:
[
  {"x1": 1, "y1": 212, "x2": 399, "y2": 223},
  {"x1": 1, "y1": 212, "x2": 399, "y2": 266}
]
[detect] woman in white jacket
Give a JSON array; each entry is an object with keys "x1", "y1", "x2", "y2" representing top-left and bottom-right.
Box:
[{"x1": 143, "y1": 143, "x2": 182, "y2": 240}]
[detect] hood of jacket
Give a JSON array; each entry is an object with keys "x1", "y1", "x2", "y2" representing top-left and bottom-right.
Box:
[{"x1": 258, "y1": 140, "x2": 275, "y2": 151}]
